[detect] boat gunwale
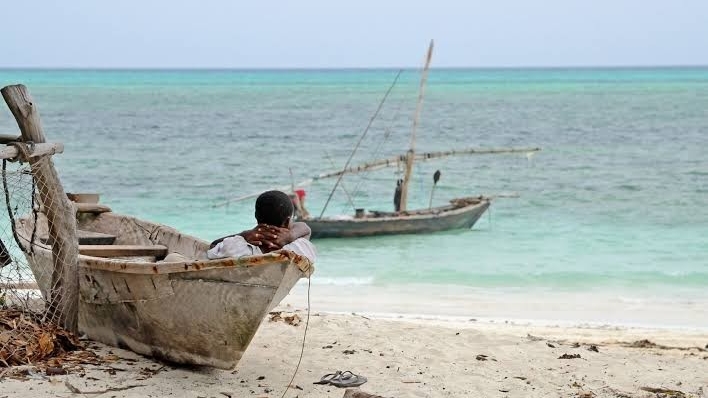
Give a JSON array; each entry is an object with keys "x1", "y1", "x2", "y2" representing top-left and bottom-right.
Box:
[
  {"x1": 78, "y1": 250, "x2": 313, "y2": 275},
  {"x1": 309, "y1": 197, "x2": 490, "y2": 224}
]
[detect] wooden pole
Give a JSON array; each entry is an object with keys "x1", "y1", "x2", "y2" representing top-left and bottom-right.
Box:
[
  {"x1": 212, "y1": 146, "x2": 541, "y2": 207},
  {"x1": 399, "y1": 40, "x2": 434, "y2": 212},
  {"x1": 1, "y1": 84, "x2": 79, "y2": 333}
]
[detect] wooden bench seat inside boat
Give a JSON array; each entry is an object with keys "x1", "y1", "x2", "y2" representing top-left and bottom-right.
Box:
[
  {"x1": 74, "y1": 203, "x2": 112, "y2": 214},
  {"x1": 38, "y1": 230, "x2": 118, "y2": 246},
  {"x1": 79, "y1": 244, "x2": 168, "y2": 258},
  {"x1": 77, "y1": 229, "x2": 117, "y2": 245}
]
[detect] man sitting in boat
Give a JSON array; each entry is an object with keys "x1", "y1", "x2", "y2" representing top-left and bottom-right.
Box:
[
  {"x1": 207, "y1": 190, "x2": 316, "y2": 262},
  {"x1": 289, "y1": 188, "x2": 310, "y2": 220}
]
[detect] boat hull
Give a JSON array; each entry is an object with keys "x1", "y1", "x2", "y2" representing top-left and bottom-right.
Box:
[
  {"x1": 307, "y1": 198, "x2": 490, "y2": 239},
  {"x1": 18, "y1": 211, "x2": 312, "y2": 369}
]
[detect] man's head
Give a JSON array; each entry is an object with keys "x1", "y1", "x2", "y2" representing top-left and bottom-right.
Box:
[{"x1": 255, "y1": 190, "x2": 294, "y2": 227}]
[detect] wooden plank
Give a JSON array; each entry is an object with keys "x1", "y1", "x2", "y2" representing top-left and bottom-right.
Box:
[
  {"x1": 74, "y1": 203, "x2": 112, "y2": 213},
  {"x1": 0, "y1": 142, "x2": 64, "y2": 160},
  {"x1": 77, "y1": 229, "x2": 117, "y2": 245},
  {"x1": 79, "y1": 245, "x2": 168, "y2": 258},
  {"x1": 66, "y1": 193, "x2": 99, "y2": 203}
]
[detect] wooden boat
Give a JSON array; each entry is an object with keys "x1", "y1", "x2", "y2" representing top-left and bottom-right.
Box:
[
  {"x1": 213, "y1": 41, "x2": 540, "y2": 239},
  {"x1": 16, "y1": 202, "x2": 313, "y2": 369},
  {"x1": 307, "y1": 196, "x2": 490, "y2": 239}
]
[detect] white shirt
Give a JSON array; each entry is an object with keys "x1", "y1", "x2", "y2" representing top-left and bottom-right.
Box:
[{"x1": 207, "y1": 235, "x2": 317, "y2": 263}]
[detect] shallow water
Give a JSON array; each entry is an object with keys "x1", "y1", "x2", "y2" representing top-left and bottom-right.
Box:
[{"x1": 1, "y1": 67, "x2": 706, "y2": 327}]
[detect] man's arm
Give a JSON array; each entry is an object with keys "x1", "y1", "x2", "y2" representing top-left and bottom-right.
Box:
[
  {"x1": 209, "y1": 222, "x2": 311, "y2": 252},
  {"x1": 207, "y1": 235, "x2": 257, "y2": 259},
  {"x1": 210, "y1": 233, "x2": 238, "y2": 249},
  {"x1": 210, "y1": 225, "x2": 288, "y2": 249},
  {"x1": 290, "y1": 222, "x2": 311, "y2": 240}
]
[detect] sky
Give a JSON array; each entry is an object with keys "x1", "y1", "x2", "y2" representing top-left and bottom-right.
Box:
[{"x1": 1, "y1": 0, "x2": 707, "y2": 68}]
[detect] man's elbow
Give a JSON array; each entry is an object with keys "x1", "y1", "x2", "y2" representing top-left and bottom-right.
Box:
[{"x1": 292, "y1": 222, "x2": 312, "y2": 240}]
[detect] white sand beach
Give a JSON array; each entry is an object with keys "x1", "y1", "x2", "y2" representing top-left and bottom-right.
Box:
[{"x1": 2, "y1": 305, "x2": 707, "y2": 398}]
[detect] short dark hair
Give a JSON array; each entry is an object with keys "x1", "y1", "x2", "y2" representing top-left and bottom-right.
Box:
[{"x1": 255, "y1": 190, "x2": 294, "y2": 226}]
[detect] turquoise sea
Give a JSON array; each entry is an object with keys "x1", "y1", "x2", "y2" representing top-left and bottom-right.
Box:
[{"x1": 1, "y1": 68, "x2": 707, "y2": 328}]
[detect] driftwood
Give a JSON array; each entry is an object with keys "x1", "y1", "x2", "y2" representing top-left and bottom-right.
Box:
[
  {"x1": 1, "y1": 84, "x2": 79, "y2": 333},
  {"x1": 343, "y1": 389, "x2": 387, "y2": 398}
]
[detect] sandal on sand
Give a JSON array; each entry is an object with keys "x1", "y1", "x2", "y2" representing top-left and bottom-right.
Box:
[
  {"x1": 314, "y1": 370, "x2": 367, "y2": 388},
  {"x1": 314, "y1": 371, "x2": 341, "y2": 385}
]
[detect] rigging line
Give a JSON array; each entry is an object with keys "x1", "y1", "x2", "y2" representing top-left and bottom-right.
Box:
[
  {"x1": 278, "y1": 273, "x2": 312, "y2": 398},
  {"x1": 323, "y1": 151, "x2": 357, "y2": 212},
  {"x1": 347, "y1": 88, "x2": 408, "y2": 202},
  {"x1": 318, "y1": 69, "x2": 403, "y2": 218},
  {"x1": 289, "y1": 168, "x2": 296, "y2": 194}
]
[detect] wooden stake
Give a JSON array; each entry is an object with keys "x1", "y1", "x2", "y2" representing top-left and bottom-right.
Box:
[{"x1": 1, "y1": 84, "x2": 79, "y2": 333}]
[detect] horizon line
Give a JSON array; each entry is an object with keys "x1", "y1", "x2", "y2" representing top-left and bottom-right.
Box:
[{"x1": 1, "y1": 64, "x2": 708, "y2": 71}]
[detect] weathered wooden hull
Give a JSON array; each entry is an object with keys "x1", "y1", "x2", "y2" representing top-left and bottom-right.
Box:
[
  {"x1": 307, "y1": 198, "x2": 491, "y2": 239},
  {"x1": 17, "y1": 211, "x2": 312, "y2": 369}
]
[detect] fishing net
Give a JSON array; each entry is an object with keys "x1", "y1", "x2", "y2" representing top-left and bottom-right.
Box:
[{"x1": 0, "y1": 142, "x2": 81, "y2": 367}]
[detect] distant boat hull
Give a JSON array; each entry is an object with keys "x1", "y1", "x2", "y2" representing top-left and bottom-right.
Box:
[
  {"x1": 17, "y1": 208, "x2": 312, "y2": 369},
  {"x1": 306, "y1": 197, "x2": 491, "y2": 239}
]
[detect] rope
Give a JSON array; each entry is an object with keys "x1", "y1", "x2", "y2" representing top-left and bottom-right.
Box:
[
  {"x1": 7, "y1": 141, "x2": 36, "y2": 163},
  {"x1": 279, "y1": 274, "x2": 312, "y2": 398},
  {"x1": 319, "y1": 70, "x2": 403, "y2": 218},
  {"x1": 2, "y1": 142, "x2": 40, "y2": 254},
  {"x1": 2, "y1": 159, "x2": 29, "y2": 254},
  {"x1": 29, "y1": 175, "x2": 38, "y2": 255},
  {"x1": 346, "y1": 91, "x2": 407, "y2": 209}
]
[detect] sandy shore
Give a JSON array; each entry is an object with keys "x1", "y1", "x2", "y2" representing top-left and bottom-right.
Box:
[{"x1": 2, "y1": 306, "x2": 707, "y2": 398}]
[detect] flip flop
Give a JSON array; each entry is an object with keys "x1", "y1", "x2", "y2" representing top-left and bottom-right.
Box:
[
  {"x1": 314, "y1": 370, "x2": 368, "y2": 388},
  {"x1": 313, "y1": 371, "x2": 341, "y2": 385},
  {"x1": 329, "y1": 370, "x2": 367, "y2": 388}
]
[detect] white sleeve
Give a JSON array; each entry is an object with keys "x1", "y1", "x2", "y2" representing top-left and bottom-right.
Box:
[
  {"x1": 282, "y1": 238, "x2": 317, "y2": 263},
  {"x1": 207, "y1": 236, "x2": 258, "y2": 259}
]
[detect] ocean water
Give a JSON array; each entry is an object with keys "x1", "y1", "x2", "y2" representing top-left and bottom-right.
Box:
[{"x1": 1, "y1": 68, "x2": 707, "y2": 328}]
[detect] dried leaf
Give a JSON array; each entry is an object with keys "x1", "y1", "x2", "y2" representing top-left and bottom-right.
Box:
[
  {"x1": 38, "y1": 333, "x2": 54, "y2": 355},
  {"x1": 640, "y1": 387, "x2": 686, "y2": 397},
  {"x1": 284, "y1": 314, "x2": 301, "y2": 326},
  {"x1": 558, "y1": 353, "x2": 581, "y2": 359}
]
